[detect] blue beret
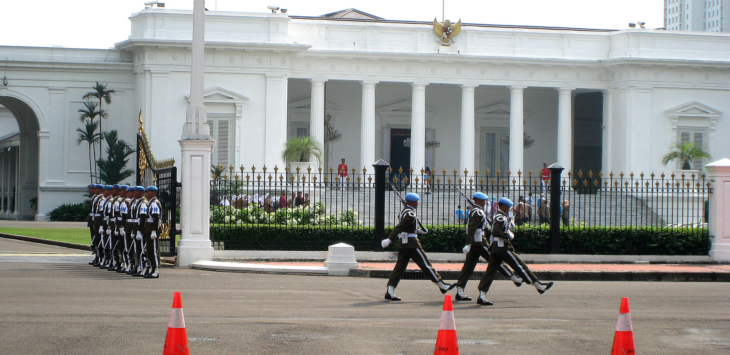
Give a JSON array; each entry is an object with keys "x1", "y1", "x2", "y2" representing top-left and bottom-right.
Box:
[
  {"x1": 136, "y1": 186, "x2": 146, "y2": 191},
  {"x1": 112, "y1": 184, "x2": 121, "y2": 189},
  {"x1": 94, "y1": 184, "x2": 103, "y2": 189},
  {"x1": 472, "y1": 192, "x2": 488, "y2": 200},
  {"x1": 127, "y1": 186, "x2": 135, "y2": 191},
  {"x1": 103, "y1": 185, "x2": 113, "y2": 190},
  {"x1": 120, "y1": 185, "x2": 129, "y2": 190},
  {"x1": 498, "y1": 197, "x2": 513, "y2": 207},
  {"x1": 147, "y1": 186, "x2": 159, "y2": 192},
  {"x1": 88, "y1": 184, "x2": 94, "y2": 188},
  {"x1": 405, "y1": 193, "x2": 420, "y2": 202}
]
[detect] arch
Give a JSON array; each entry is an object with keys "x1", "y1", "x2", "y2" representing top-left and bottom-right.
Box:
[{"x1": 0, "y1": 94, "x2": 41, "y2": 220}]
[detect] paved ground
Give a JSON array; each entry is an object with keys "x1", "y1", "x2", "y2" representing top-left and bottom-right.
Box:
[{"x1": 1, "y1": 238, "x2": 729, "y2": 355}]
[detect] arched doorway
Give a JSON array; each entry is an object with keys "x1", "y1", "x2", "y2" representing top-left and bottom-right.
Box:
[{"x1": 0, "y1": 96, "x2": 40, "y2": 220}]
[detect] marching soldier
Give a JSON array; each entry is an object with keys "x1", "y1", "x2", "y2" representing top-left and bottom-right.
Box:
[
  {"x1": 476, "y1": 197, "x2": 554, "y2": 306},
  {"x1": 381, "y1": 193, "x2": 455, "y2": 301},
  {"x1": 454, "y1": 192, "x2": 523, "y2": 301},
  {"x1": 88, "y1": 184, "x2": 102, "y2": 266},
  {"x1": 132, "y1": 186, "x2": 147, "y2": 277},
  {"x1": 94, "y1": 185, "x2": 112, "y2": 268},
  {"x1": 141, "y1": 186, "x2": 162, "y2": 278}
]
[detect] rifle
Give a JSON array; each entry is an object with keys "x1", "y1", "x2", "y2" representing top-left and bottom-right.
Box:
[
  {"x1": 389, "y1": 184, "x2": 428, "y2": 234},
  {"x1": 456, "y1": 187, "x2": 492, "y2": 225}
]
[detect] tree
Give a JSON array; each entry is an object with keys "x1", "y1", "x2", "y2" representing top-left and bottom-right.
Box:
[
  {"x1": 281, "y1": 136, "x2": 323, "y2": 165},
  {"x1": 97, "y1": 130, "x2": 135, "y2": 184},
  {"x1": 83, "y1": 82, "x2": 114, "y2": 165},
  {"x1": 661, "y1": 142, "x2": 711, "y2": 170},
  {"x1": 76, "y1": 120, "x2": 100, "y2": 184},
  {"x1": 78, "y1": 101, "x2": 102, "y2": 182}
]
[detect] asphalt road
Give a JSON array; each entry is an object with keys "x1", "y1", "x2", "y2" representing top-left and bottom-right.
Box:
[{"x1": 1, "y1": 238, "x2": 729, "y2": 355}]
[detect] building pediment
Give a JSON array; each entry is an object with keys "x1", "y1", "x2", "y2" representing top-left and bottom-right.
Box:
[
  {"x1": 287, "y1": 98, "x2": 341, "y2": 122},
  {"x1": 666, "y1": 101, "x2": 722, "y2": 119},
  {"x1": 377, "y1": 100, "x2": 435, "y2": 121},
  {"x1": 186, "y1": 87, "x2": 249, "y2": 105}
]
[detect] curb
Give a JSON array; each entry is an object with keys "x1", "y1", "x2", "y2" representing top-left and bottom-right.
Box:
[
  {"x1": 0, "y1": 233, "x2": 91, "y2": 251},
  {"x1": 349, "y1": 268, "x2": 730, "y2": 282}
]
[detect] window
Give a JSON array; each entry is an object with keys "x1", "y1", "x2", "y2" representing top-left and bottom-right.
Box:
[
  {"x1": 484, "y1": 132, "x2": 509, "y2": 175},
  {"x1": 297, "y1": 127, "x2": 308, "y2": 138},
  {"x1": 678, "y1": 130, "x2": 709, "y2": 170},
  {"x1": 207, "y1": 115, "x2": 234, "y2": 169}
]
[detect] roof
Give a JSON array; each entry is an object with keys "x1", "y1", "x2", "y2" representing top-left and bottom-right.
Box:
[
  {"x1": 319, "y1": 8, "x2": 383, "y2": 20},
  {"x1": 292, "y1": 8, "x2": 615, "y2": 32}
]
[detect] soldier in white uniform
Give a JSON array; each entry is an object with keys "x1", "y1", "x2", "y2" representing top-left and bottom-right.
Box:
[
  {"x1": 96, "y1": 185, "x2": 113, "y2": 268},
  {"x1": 141, "y1": 186, "x2": 162, "y2": 278},
  {"x1": 87, "y1": 184, "x2": 102, "y2": 266}
]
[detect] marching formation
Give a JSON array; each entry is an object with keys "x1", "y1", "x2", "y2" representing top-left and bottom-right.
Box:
[
  {"x1": 87, "y1": 184, "x2": 163, "y2": 278},
  {"x1": 382, "y1": 190, "x2": 553, "y2": 306}
]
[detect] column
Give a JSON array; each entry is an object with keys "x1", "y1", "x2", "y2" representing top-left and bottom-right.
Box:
[
  {"x1": 12, "y1": 148, "x2": 18, "y2": 216},
  {"x1": 1, "y1": 150, "x2": 6, "y2": 216},
  {"x1": 557, "y1": 87, "x2": 574, "y2": 174},
  {"x1": 264, "y1": 73, "x2": 288, "y2": 170},
  {"x1": 34, "y1": 131, "x2": 50, "y2": 221},
  {"x1": 460, "y1": 85, "x2": 477, "y2": 174},
  {"x1": 509, "y1": 86, "x2": 525, "y2": 175},
  {"x1": 360, "y1": 80, "x2": 378, "y2": 169},
  {"x1": 601, "y1": 89, "x2": 613, "y2": 173},
  {"x1": 706, "y1": 158, "x2": 730, "y2": 261},
  {"x1": 410, "y1": 83, "x2": 428, "y2": 176},
  {"x1": 310, "y1": 78, "x2": 326, "y2": 167}
]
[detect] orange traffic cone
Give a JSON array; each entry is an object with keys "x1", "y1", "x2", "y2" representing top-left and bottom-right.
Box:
[
  {"x1": 434, "y1": 294, "x2": 459, "y2": 355},
  {"x1": 611, "y1": 297, "x2": 636, "y2": 355},
  {"x1": 163, "y1": 292, "x2": 190, "y2": 355}
]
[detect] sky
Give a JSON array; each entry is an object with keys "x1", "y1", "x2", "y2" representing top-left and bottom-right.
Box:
[{"x1": 1, "y1": 0, "x2": 665, "y2": 49}]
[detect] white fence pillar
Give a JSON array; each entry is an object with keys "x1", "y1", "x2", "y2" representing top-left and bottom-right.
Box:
[{"x1": 707, "y1": 158, "x2": 730, "y2": 262}]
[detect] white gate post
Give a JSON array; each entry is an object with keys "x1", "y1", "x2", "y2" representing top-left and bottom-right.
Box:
[
  {"x1": 177, "y1": 0, "x2": 214, "y2": 267},
  {"x1": 706, "y1": 158, "x2": 730, "y2": 262}
]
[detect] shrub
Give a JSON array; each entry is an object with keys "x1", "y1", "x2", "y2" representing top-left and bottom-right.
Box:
[
  {"x1": 209, "y1": 224, "x2": 709, "y2": 255},
  {"x1": 47, "y1": 201, "x2": 91, "y2": 222}
]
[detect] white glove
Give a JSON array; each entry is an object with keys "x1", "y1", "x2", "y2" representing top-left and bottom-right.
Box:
[
  {"x1": 119, "y1": 229, "x2": 126, "y2": 238},
  {"x1": 136, "y1": 231, "x2": 142, "y2": 241},
  {"x1": 462, "y1": 245, "x2": 471, "y2": 254},
  {"x1": 507, "y1": 231, "x2": 515, "y2": 240},
  {"x1": 151, "y1": 231, "x2": 157, "y2": 240},
  {"x1": 381, "y1": 239, "x2": 391, "y2": 249},
  {"x1": 98, "y1": 226, "x2": 104, "y2": 234},
  {"x1": 105, "y1": 228, "x2": 111, "y2": 236}
]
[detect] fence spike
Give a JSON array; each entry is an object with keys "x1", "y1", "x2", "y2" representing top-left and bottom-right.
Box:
[
  {"x1": 507, "y1": 170, "x2": 512, "y2": 177},
  {"x1": 257, "y1": 175, "x2": 261, "y2": 181},
  {"x1": 490, "y1": 178, "x2": 495, "y2": 184},
  {"x1": 630, "y1": 172, "x2": 634, "y2": 179},
  {"x1": 436, "y1": 177, "x2": 441, "y2": 184},
  {"x1": 528, "y1": 169, "x2": 533, "y2": 177},
  {"x1": 229, "y1": 164, "x2": 234, "y2": 172},
  {"x1": 330, "y1": 166, "x2": 334, "y2": 173},
  {"x1": 318, "y1": 166, "x2": 322, "y2": 173},
  {"x1": 409, "y1": 167, "x2": 414, "y2": 175},
  {"x1": 517, "y1": 170, "x2": 522, "y2": 177},
  {"x1": 398, "y1": 166, "x2": 404, "y2": 174},
  {"x1": 403, "y1": 176, "x2": 409, "y2": 184},
  {"x1": 468, "y1": 178, "x2": 473, "y2": 184},
  {"x1": 307, "y1": 166, "x2": 312, "y2": 173},
  {"x1": 367, "y1": 176, "x2": 372, "y2": 183},
  {"x1": 453, "y1": 169, "x2": 458, "y2": 176},
  {"x1": 573, "y1": 179, "x2": 578, "y2": 186},
  {"x1": 246, "y1": 174, "x2": 250, "y2": 181},
  {"x1": 609, "y1": 171, "x2": 613, "y2": 178},
  {"x1": 480, "y1": 178, "x2": 484, "y2": 184},
  {"x1": 523, "y1": 179, "x2": 527, "y2": 185},
  {"x1": 290, "y1": 175, "x2": 295, "y2": 181},
  {"x1": 324, "y1": 176, "x2": 328, "y2": 182},
  {"x1": 458, "y1": 178, "x2": 463, "y2": 184},
  {"x1": 588, "y1": 170, "x2": 594, "y2": 178},
  {"x1": 240, "y1": 165, "x2": 244, "y2": 173},
  {"x1": 475, "y1": 169, "x2": 480, "y2": 176},
  {"x1": 442, "y1": 168, "x2": 447, "y2": 175},
  {"x1": 352, "y1": 167, "x2": 356, "y2": 174},
  {"x1": 263, "y1": 165, "x2": 268, "y2": 173},
  {"x1": 235, "y1": 175, "x2": 240, "y2": 181},
  {"x1": 463, "y1": 168, "x2": 469, "y2": 176},
  {"x1": 578, "y1": 170, "x2": 583, "y2": 178},
  {"x1": 583, "y1": 179, "x2": 588, "y2": 187},
  {"x1": 295, "y1": 166, "x2": 300, "y2": 173},
  {"x1": 302, "y1": 176, "x2": 307, "y2": 182},
  {"x1": 485, "y1": 168, "x2": 490, "y2": 176},
  {"x1": 639, "y1": 172, "x2": 644, "y2": 179},
  {"x1": 421, "y1": 168, "x2": 426, "y2": 175},
  {"x1": 362, "y1": 167, "x2": 367, "y2": 174},
  {"x1": 223, "y1": 173, "x2": 228, "y2": 180},
  {"x1": 599, "y1": 171, "x2": 603, "y2": 178},
  {"x1": 388, "y1": 167, "x2": 392, "y2": 174},
  {"x1": 268, "y1": 174, "x2": 272, "y2": 181},
  {"x1": 279, "y1": 175, "x2": 283, "y2": 181},
  {"x1": 274, "y1": 165, "x2": 278, "y2": 173},
  {"x1": 313, "y1": 176, "x2": 318, "y2": 182},
  {"x1": 447, "y1": 178, "x2": 452, "y2": 184},
  {"x1": 496, "y1": 169, "x2": 501, "y2": 176}
]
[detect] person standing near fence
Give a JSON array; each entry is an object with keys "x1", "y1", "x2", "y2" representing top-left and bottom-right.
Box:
[
  {"x1": 381, "y1": 193, "x2": 456, "y2": 301},
  {"x1": 455, "y1": 192, "x2": 523, "y2": 301},
  {"x1": 476, "y1": 197, "x2": 554, "y2": 306},
  {"x1": 538, "y1": 198, "x2": 550, "y2": 225},
  {"x1": 338, "y1": 158, "x2": 348, "y2": 189},
  {"x1": 540, "y1": 163, "x2": 550, "y2": 191},
  {"x1": 561, "y1": 199, "x2": 570, "y2": 226}
]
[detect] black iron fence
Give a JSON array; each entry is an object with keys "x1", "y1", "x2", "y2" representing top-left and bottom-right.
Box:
[{"x1": 209, "y1": 165, "x2": 709, "y2": 254}]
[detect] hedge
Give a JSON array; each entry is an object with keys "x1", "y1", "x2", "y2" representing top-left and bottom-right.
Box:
[
  {"x1": 210, "y1": 225, "x2": 710, "y2": 255},
  {"x1": 47, "y1": 201, "x2": 91, "y2": 222}
]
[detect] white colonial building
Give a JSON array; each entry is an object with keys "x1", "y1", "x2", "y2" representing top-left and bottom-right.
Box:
[{"x1": 1, "y1": 7, "x2": 729, "y2": 220}]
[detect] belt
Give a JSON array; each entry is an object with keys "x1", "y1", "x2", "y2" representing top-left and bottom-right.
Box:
[
  {"x1": 117, "y1": 217, "x2": 123, "y2": 221},
  {"x1": 88, "y1": 213, "x2": 94, "y2": 217},
  {"x1": 94, "y1": 214, "x2": 101, "y2": 217},
  {"x1": 147, "y1": 218, "x2": 154, "y2": 223},
  {"x1": 129, "y1": 219, "x2": 138, "y2": 223},
  {"x1": 398, "y1": 232, "x2": 418, "y2": 244}
]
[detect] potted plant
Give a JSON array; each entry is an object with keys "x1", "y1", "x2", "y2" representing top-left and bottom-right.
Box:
[
  {"x1": 282, "y1": 136, "x2": 323, "y2": 184},
  {"x1": 661, "y1": 142, "x2": 711, "y2": 171}
]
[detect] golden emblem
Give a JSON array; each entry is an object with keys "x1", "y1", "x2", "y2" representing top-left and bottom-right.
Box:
[{"x1": 433, "y1": 18, "x2": 462, "y2": 46}]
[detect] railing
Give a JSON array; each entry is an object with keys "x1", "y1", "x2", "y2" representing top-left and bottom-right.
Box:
[{"x1": 209, "y1": 165, "x2": 709, "y2": 253}]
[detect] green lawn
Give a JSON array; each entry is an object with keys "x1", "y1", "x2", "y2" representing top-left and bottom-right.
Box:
[{"x1": 0, "y1": 228, "x2": 91, "y2": 245}]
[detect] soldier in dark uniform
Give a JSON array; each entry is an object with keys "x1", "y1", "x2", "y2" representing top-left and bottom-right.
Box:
[
  {"x1": 124, "y1": 186, "x2": 140, "y2": 275},
  {"x1": 87, "y1": 184, "x2": 102, "y2": 266},
  {"x1": 476, "y1": 197, "x2": 554, "y2": 306},
  {"x1": 116, "y1": 185, "x2": 131, "y2": 272},
  {"x1": 96, "y1": 185, "x2": 113, "y2": 268},
  {"x1": 106, "y1": 185, "x2": 122, "y2": 271},
  {"x1": 141, "y1": 186, "x2": 162, "y2": 278},
  {"x1": 454, "y1": 192, "x2": 523, "y2": 301},
  {"x1": 381, "y1": 193, "x2": 455, "y2": 301},
  {"x1": 132, "y1": 186, "x2": 147, "y2": 277}
]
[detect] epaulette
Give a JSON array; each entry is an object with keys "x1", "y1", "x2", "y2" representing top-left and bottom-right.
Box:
[
  {"x1": 494, "y1": 214, "x2": 506, "y2": 223},
  {"x1": 404, "y1": 210, "x2": 416, "y2": 219}
]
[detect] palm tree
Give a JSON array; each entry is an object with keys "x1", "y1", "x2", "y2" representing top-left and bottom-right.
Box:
[
  {"x1": 76, "y1": 120, "x2": 100, "y2": 184},
  {"x1": 83, "y1": 82, "x2": 115, "y2": 164},
  {"x1": 97, "y1": 130, "x2": 135, "y2": 184},
  {"x1": 661, "y1": 142, "x2": 711, "y2": 170},
  {"x1": 281, "y1": 136, "x2": 323, "y2": 165},
  {"x1": 78, "y1": 101, "x2": 102, "y2": 182}
]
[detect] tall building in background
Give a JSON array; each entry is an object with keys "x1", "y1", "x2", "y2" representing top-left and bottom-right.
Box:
[{"x1": 665, "y1": 0, "x2": 729, "y2": 32}]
